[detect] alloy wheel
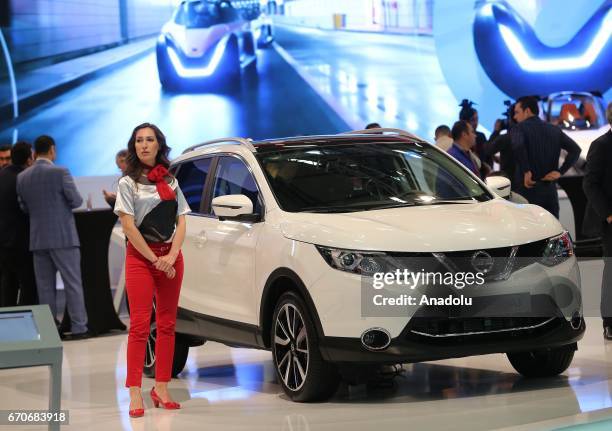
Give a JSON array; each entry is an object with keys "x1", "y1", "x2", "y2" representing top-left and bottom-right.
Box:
[{"x1": 274, "y1": 303, "x2": 309, "y2": 391}]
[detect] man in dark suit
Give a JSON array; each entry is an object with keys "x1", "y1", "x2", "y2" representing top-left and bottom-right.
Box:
[
  {"x1": 0, "y1": 142, "x2": 38, "y2": 306},
  {"x1": 583, "y1": 102, "x2": 612, "y2": 339},
  {"x1": 511, "y1": 96, "x2": 582, "y2": 218},
  {"x1": 17, "y1": 135, "x2": 89, "y2": 339}
]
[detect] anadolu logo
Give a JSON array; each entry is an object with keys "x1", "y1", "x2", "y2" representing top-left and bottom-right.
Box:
[{"x1": 473, "y1": 0, "x2": 611, "y2": 98}]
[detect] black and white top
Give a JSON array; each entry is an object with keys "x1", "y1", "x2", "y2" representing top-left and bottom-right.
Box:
[{"x1": 114, "y1": 175, "x2": 190, "y2": 243}]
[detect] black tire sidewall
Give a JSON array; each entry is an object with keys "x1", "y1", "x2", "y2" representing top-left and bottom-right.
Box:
[
  {"x1": 271, "y1": 291, "x2": 338, "y2": 402},
  {"x1": 171, "y1": 336, "x2": 190, "y2": 377},
  {"x1": 507, "y1": 345, "x2": 575, "y2": 377},
  {"x1": 156, "y1": 41, "x2": 177, "y2": 90}
]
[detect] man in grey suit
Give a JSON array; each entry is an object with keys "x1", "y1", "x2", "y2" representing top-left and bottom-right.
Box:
[{"x1": 17, "y1": 135, "x2": 89, "y2": 338}]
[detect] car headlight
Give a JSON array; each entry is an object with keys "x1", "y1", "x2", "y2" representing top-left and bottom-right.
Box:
[
  {"x1": 316, "y1": 246, "x2": 397, "y2": 275},
  {"x1": 541, "y1": 231, "x2": 574, "y2": 266}
]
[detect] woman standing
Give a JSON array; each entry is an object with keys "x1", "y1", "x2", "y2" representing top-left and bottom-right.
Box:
[{"x1": 114, "y1": 123, "x2": 190, "y2": 417}]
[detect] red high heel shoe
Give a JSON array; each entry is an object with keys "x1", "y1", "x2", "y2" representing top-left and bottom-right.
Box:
[
  {"x1": 129, "y1": 397, "x2": 145, "y2": 418},
  {"x1": 150, "y1": 387, "x2": 181, "y2": 410},
  {"x1": 129, "y1": 408, "x2": 144, "y2": 418}
]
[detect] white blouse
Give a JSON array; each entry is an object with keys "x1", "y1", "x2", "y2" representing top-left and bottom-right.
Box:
[{"x1": 114, "y1": 175, "x2": 190, "y2": 242}]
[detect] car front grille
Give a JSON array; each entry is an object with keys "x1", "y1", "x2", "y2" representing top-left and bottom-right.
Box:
[
  {"x1": 387, "y1": 238, "x2": 549, "y2": 281},
  {"x1": 407, "y1": 316, "x2": 555, "y2": 338}
]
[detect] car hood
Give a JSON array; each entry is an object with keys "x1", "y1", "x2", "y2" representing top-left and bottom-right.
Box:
[
  {"x1": 563, "y1": 126, "x2": 610, "y2": 158},
  {"x1": 278, "y1": 199, "x2": 562, "y2": 252},
  {"x1": 166, "y1": 22, "x2": 242, "y2": 58}
]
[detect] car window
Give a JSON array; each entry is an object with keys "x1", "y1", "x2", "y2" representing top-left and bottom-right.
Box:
[
  {"x1": 256, "y1": 142, "x2": 491, "y2": 213},
  {"x1": 218, "y1": 1, "x2": 239, "y2": 23},
  {"x1": 175, "y1": 158, "x2": 213, "y2": 213},
  {"x1": 174, "y1": 0, "x2": 239, "y2": 28},
  {"x1": 547, "y1": 94, "x2": 605, "y2": 129},
  {"x1": 211, "y1": 156, "x2": 262, "y2": 215}
]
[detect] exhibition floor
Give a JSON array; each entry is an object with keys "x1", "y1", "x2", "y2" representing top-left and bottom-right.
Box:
[{"x1": 1, "y1": 314, "x2": 611, "y2": 430}]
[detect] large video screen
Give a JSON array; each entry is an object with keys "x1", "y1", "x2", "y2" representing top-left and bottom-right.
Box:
[{"x1": 0, "y1": 0, "x2": 609, "y2": 177}]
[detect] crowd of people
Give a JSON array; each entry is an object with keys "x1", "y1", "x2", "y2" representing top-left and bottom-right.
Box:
[
  {"x1": 0, "y1": 137, "x2": 90, "y2": 340},
  {"x1": 431, "y1": 96, "x2": 585, "y2": 217}
]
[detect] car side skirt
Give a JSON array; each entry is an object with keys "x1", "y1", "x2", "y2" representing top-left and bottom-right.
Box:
[{"x1": 176, "y1": 307, "x2": 267, "y2": 350}]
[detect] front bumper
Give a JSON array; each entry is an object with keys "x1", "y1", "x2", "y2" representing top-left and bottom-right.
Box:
[{"x1": 320, "y1": 316, "x2": 585, "y2": 363}]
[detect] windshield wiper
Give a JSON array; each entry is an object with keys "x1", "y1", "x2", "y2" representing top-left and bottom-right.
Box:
[
  {"x1": 299, "y1": 206, "x2": 369, "y2": 213},
  {"x1": 429, "y1": 199, "x2": 476, "y2": 205},
  {"x1": 364, "y1": 203, "x2": 417, "y2": 210},
  {"x1": 366, "y1": 198, "x2": 475, "y2": 211},
  {"x1": 299, "y1": 197, "x2": 477, "y2": 213}
]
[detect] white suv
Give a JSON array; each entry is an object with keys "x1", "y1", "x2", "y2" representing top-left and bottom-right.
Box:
[{"x1": 143, "y1": 129, "x2": 585, "y2": 402}]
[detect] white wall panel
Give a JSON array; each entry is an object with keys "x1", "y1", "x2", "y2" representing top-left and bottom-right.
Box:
[
  {"x1": 8, "y1": 0, "x2": 121, "y2": 64},
  {"x1": 125, "y1": 0, "x2": 175, "y2": 40},
  {"x1": 6, "y1": 0, "x2": 175, "y2": 65}
]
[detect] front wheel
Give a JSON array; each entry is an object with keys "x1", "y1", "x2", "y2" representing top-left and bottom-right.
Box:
[
  {"x1": 156, "y1": 42, "x2": 177, "y2": 91},
  {"x1": 220, "y1": 39, "x2": 241, "y2": 89},
  {"x1": 272, "y1": 292, "x2": 339, "y2": 402},
  {"x1": 507, "y1": 344, "x2": 576, "y2": 377}
]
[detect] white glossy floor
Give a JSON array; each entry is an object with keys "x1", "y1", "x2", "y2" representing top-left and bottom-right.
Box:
[{"x1": 1, "y1": 314, "x2": 612, "y2": 431}]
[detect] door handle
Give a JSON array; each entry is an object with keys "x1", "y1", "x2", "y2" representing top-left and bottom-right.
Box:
[{"x1": 194, "y1": 230, "x2": 207, "y2": 248}]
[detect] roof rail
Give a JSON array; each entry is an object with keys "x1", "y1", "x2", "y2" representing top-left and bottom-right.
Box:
[
  {"x1": 341, "y1": 128, "x2": 426, "y2": 142},
  {"x1": 182, "y1": 137, "x2": 256, "y2": 154}
]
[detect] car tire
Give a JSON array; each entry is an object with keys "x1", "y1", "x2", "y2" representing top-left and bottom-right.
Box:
[
  {"x1": 223, "y1": 38, "x2": 241, "y2": 88},
  {"x1": 257, "y1": 25, "x2": 273, "y2": 48},
  {"x1": 271, "y1": 291, "x2": 340, "y2": 402},
  {"x1": 143, "y1": 303, "x2": 190, "y2": 378},
  {"x1": 507, "y1": 344, "x2": 576, "y2": 377},
  {"x1": 156, "y1": 42, "x2": 177, "y2": 91},
  {"x1": 170, "y1": 336, "x2": 190, "y2": 377}
]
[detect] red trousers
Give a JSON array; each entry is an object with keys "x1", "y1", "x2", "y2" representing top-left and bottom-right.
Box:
[{"x1": 125, "y1": 242, "x2": 183, "y2": 387}]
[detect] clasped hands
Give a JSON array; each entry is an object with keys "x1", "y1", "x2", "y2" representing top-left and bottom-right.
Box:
[
  {"x1": 523, "y1": 170, "x2": 561, "y2": 188},
  {"x1": 151, "y1": 254, "x2": 177, "y2": 279}
]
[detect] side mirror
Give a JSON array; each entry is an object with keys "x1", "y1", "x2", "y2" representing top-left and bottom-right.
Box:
[
  {"x1": 212, "y1": 194, "x2": 257, "y2": 221},
  {"x1": 486, "y1": 176, "x2": 511, "y2": 199}
]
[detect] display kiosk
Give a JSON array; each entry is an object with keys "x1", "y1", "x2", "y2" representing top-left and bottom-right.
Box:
[{"x1": 0, "y1": 305, "x2": 63, "y2": 431}]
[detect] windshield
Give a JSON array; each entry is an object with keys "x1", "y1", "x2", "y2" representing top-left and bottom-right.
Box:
[
  {"x1": 256, "y1": 142, "x2": 491, "y2": 213},
  {"x1": 175, "y1": 1, "x2": 238, "y2": 28},
  {"x1": 547, "y1": 94, "x2": 605, "y2": 130}
]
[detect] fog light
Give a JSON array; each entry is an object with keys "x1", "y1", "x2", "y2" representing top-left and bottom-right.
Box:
[
  {"x1": 361, "y1": 328, "x2": 391, "y2": 351},
  {"x1": 571, "y1": 312, "x2": 582, "y2": 330}
]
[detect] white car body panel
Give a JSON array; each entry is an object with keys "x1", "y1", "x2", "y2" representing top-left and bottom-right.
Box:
[
  {"x1": 278, "y1": 200, "x2": 562, "y2": 252},
  {"x1": 165, "y1": 20, "x2": 247, "y2": 58},
  {"x1": 180, "y1": 213, "x2": 261, "y2": 325}
]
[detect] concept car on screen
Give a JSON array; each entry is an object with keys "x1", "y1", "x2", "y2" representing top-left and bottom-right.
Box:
[
  {"x1": 142, "y1": 129, "x2": 584, "y2": 402},
  {"x1": 156, "y1": 0, "x2": 273, "y2": 89}
]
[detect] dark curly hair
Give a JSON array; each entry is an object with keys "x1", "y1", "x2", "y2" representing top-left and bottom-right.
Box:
[
  {"x1": 458, "y1": 99, "x2": 478, "y2": 122},
  {"x1": 125, "y1": 123, "x2": 172, "y2": 182}
]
